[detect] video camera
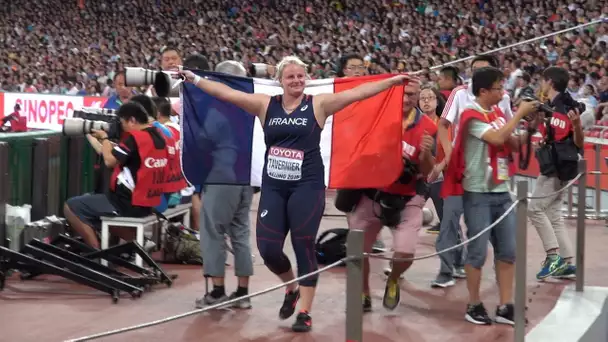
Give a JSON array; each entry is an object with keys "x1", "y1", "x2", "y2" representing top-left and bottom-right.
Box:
[
  {"x1": 62, "y1": 107, "x2": 122, "y2": 140},
  {"x1": 124, "y1": 67, "x2": 182, "y2": 97}
]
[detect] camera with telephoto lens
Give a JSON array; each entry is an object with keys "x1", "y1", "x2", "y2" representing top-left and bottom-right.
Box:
[
  {"x1": 519, "y1": 89, "x2": 554, "y2": 118},
  {"x1": 124, "y1": 67, "x2": 182, "y2": 97},
  {"x1": 62, "y1": 107, "x2": 122, "y2": 140},
  {"x1": 520, "y1": 89, "x2": 586, "y2": 119}
]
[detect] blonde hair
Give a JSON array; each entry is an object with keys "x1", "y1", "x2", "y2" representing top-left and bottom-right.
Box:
[{"x1": 275, "y1": 56, "x2": 308, "y2": 80}]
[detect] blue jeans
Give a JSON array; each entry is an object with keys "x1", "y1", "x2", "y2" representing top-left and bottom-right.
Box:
[
  {"x1": 435, "y1": 195, "x2": 465, "y2": 276},
  {"x1": 463, "y1": 191, "x2": 516, "y2": 269},
  {"x1": 429, "y1": 181, "x2": 444, "y2": 223}
]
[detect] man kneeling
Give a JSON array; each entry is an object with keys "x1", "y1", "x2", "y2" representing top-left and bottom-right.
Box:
[
  {"x1": 64, "y1": 102, "x2": 179, "y2": 249},
  {"x1": 347, "y1": 96, "x2": 436, "y2": 312}
]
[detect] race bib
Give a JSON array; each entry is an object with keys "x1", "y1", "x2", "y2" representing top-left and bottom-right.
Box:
[
  {"x1": 267, "y1": 146, "x2": 304, "y2": 181},
  {"x1": 497, "y1": 158, "x2": 509, "y2": 181}
]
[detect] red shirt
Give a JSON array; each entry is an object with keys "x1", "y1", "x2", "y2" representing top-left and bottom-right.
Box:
[{"x1": 383, "y1": 112, "x2": 438, "y2": 196}]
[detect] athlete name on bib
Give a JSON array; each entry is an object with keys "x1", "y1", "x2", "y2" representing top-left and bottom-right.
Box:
[{"x1": 267, "y1": 146, "x2": 304, "y2": 181}]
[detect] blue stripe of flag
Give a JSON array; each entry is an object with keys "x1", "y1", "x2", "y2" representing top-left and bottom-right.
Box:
[{"x1": 181, "y1": 71, "x2": 255, "y2": 186}]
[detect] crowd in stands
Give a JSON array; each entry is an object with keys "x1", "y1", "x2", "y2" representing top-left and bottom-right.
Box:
[{"x1": 1, "y1": 0, "x2": 607, "y2": 114}]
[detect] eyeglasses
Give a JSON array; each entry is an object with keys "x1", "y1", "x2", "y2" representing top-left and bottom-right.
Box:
[
  {"x1": 346, "y1": 65, "x2": 366, "y2": 71},
  {"x1": 420, "y1": 96, "x2": 437, "y2": 102}
]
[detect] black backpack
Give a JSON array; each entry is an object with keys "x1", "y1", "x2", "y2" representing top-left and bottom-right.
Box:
[{"x1": 315, "y1": 228, "x2": 349, "y2": 267}]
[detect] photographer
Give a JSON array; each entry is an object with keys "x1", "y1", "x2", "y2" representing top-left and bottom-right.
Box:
[
  {"x1": 195, "y1": 60, "x2": 255, "y2": 310},
  {"x1": 63, "y1": 102, "x2": 174, "y2": 249},
  {"x1": 89, "y1": 72, "x2": 135, "y2": 194},
  {"x1": 441, "y1": 67, "x2": 539, "y2": 326},
  {"x1": 345, "y1": 80, "x2": 436, "y2": 312},
  {"x1": 528, "y1": 66, "x2": 584, "y2": 281},
  {"x1": 145, "y1": 46, "x2": 183, "y2": 97},
  {"x1": 150, "y1": 96, "x2": 192, "y2": 212},
  {"x1": 0, "y1": 104, "x2": 27, "y2": 132}
]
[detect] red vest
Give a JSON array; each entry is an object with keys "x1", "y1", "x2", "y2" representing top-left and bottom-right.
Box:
[
  {"x1": 537, "y1": 111, "x2": 573, "y2": 141},
  {"x1": 7, "y1": 111, "x2": 27, "y2": 132},
  {"x1": 159, "y1": 125, "x2": 188, "y2": 192},
  {"x1": 382, "y1": 113, "x2": 438, "y2": 196},
  {"x1": 110, "y1": 130, "x2": 168, "y2": 207},
  {"x1": 441, "y1": 106, "x2": 515, "y2": 198},
  {"x1": 165, "y1": 123, "x2": 180, "y2": 140}
]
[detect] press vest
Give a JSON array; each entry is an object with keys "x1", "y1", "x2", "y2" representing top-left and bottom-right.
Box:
[
  {"x1": 383, "y1": 111, "x2": 438, "y2": 196},
  {"x1": 441, "y1": 106, "x2": 515, "y2": 198},
  {"x1": 109, "y1": 130, "x2": 169, "y2": 207},
  {"x1": 159, "y1": 127, "x2": 188, "y2": 193}
]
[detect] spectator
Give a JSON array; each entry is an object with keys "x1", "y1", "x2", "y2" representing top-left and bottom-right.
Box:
[
  {"x1": 0, "y1": 0, "x2": 605, "y2": 95},
  {"x1": 104, "y1": 72, "x2": 133, "y2": 110}
]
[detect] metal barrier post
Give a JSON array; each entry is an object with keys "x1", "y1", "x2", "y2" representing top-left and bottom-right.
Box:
[
  {"x1": 514, "y1": 180, "x2": 528, "y2": 342},
  {"x1": 0, "y1": 142, "x2": 8, "y2": 248},
  {"x1": 594, "y1": 145, "x2": 601, "y2": 219},
  {"x1": 567, "y1": 186, "x2": 574, "y2": 218},
  {"x1": 346, "y1": 229, "x2": 364, "y2": 342},
  {"x1": 576, "y1": 159, "x2": 587, "y2": 292}
]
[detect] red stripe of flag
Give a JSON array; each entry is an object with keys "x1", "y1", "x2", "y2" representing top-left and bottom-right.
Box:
[{"x1": 329, "y1": 74, "x2": 404, "y2": 189}]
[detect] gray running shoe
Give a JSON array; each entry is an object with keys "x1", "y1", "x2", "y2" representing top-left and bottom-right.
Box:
[
  {"x1": 228, "y1": 292, "x2": 252, "y2": 309},
  {"x1": 194, "y1": 293, "x2": 229, "y2": 309}
]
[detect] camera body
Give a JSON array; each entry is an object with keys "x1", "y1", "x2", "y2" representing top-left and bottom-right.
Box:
[
  {"x1": 561, "y1": 92, "x2": 586, "y2": 116},
  {"x1": 520, "y1": 90, "x2": 586, "y2": 119},
  {"x1": 397, "y1": 158, "x2": 419, "y2": 185},
  {"x1": 62, "y1": 107, "x2": 122, "y2": 140}
]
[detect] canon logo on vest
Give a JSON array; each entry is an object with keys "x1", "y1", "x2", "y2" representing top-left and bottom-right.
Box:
[
  {"x1": 268, "y1": 117, "x2": 308, "y2": 126},
  {"x1": 144, "y1": 157, "x2": 168, "y2": 169},
  {"x1": 546, "y1": 113, "x2": 572, "y2": 141},
  {"x1": 550, "y1": 116, "x2": 568, "y2": 130}
]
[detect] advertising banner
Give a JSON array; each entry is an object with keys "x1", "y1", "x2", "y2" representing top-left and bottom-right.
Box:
[{"x1": 1, "y1": 93, "x2": 106, "y2": 131}]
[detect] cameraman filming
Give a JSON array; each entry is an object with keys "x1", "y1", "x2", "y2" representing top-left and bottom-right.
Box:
[
  {"x1": 528, "y1": 66, "x2": 584, "y2": 281},
  {"x1": 63, "y1": 102, "x2": 172, "y2": 249}
]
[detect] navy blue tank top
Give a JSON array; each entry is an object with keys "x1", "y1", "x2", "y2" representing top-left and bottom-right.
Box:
[{"x1": 262, "y1": 95, "x2": 324, "y2": 188}]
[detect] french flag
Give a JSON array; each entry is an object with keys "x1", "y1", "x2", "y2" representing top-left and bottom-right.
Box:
[{"x1": 180, "y1": 72, "x2": 405, "y2": 189}]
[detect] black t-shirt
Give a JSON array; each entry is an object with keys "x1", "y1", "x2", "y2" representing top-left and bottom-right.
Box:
[
  {"x1": 107, "y1": 127, "x2": 166, "y2": 217},
  {"x1": 93, "y1": 154, "x2": 112, "y2": 195}
]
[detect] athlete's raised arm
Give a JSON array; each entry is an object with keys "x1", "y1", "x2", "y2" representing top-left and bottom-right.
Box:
[
  {"x1": 315, "y1": 74, "x2": 418, "y2": 120},
  {"x1": 181, "y1": 70, "x2": 270, "y2": 117}
]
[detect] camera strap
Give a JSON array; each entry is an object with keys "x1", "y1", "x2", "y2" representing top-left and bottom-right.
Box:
[
  {"x1": 363, "y1": 189, "x2": 411, "y2": 228},
  {"x1": 518, "y1": 127, "x2": 534, "y2": 170}
]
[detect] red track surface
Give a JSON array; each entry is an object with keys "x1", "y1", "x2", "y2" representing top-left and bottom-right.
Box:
[{"x1": 2, "y1": 194, "x2": 607, "y2": 342}]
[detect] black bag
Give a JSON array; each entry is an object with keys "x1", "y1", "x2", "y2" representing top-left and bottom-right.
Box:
[
  {"x1": 334, "y1": 189, "x2": 364, "y2": 213},
  {"x1": 315, "y1": 228, "x2": 349, "y2": 266},
  {"x1": 553, "y1": 140, "x2": 580, "y2": 181},
  {"x1": 364, "y1": 189, "x2": 410, "y2": 228},
  {"x1": 535, "y1": 144, "x2": 557, "y2": 176}
]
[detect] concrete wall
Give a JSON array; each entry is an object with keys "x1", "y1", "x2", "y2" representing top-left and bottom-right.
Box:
[{"x1": 580, "y1": 295, "x2": 608, "y2": 342}]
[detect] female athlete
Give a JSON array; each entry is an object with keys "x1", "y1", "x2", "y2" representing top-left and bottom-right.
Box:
[{"x1": 182, "y1": 56, "x2": 412, "y2": 332}]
